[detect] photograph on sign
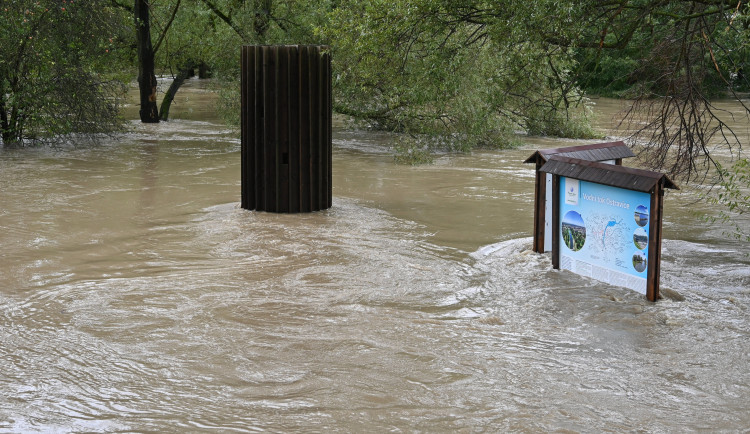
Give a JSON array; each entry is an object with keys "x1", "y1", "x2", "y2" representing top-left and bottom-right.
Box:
[
  {"x1": 633, "y1": 227, "x2": 648, "y2": 249},
  {"x1": 632, "y1": 251, "x2": 648, "y2": 272},
  {"x1": 561, "y1": 210, "x2": 586, "y2": 251},
  {"x1": 559, "y1": 177, "x2": 651, "y2": 294},
  {"x1": 634, "y1": 205, "x2": 649, "y2": 227}
]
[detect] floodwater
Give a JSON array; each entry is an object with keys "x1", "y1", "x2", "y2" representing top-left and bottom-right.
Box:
[{"x1": 1, "y1": 80, "x2": 748, "y2": 432}]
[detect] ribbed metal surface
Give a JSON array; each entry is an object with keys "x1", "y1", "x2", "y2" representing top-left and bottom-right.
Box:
[{"x1": 241, "y1": 45, "x2": 332, "y2": 212}]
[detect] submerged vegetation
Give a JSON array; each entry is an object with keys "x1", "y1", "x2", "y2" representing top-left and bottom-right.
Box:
[{"x1": 325, "y1": 0, "x2": 750, "y2": 177}]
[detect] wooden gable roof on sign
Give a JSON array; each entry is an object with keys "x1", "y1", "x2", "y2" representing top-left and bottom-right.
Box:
[
  {"x1": 539, "y1": 156, "x2": 679, "y2": 192},
  {"x1": 524, "y1": 141, "x2": 635, "y2": 165}
]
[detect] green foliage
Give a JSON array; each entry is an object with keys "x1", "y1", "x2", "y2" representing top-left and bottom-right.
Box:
[
  {"x1": 709, "y1": 4, "x2": 750, "y2": 94},
  {"x1": 523, "y1": 102, "x2": 602, "y2": 139},
  {"x1": 705, "y1": 158, "x2": 750, "y2": 244},
  {"x1": 153, "y1": 1, "x2": 238, "y2": 78},
  {"x1": 322, "y1": 0, "x2": 597, "y2": 156},
  {"x1": 2, "y1": 0, "x2": 747, "y2": 185},
  {"x1": 0, "y1": 0, "x2": 129, "y2": 146},
  {"x1": 393, "y1": 136, "x2": 434, "y2": 165},
  {"x1": 214, "y1": 80, "x2": 240, "y2": 130},
  {"x1": 575, "y1": 45, "x2": 644, "y2": 98},
  {"x1": 575, "y1": 1, "x2": 750, "y2": 98},
  {"x1": 563, "y1": 1, "x2": 750, "y2": 186},
  {"x1": 202, "y1": 0, "x2": 334, "y2": 128}
]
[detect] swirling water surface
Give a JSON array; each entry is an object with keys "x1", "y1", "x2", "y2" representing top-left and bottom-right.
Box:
[{"x1": 0, "y1": 83, "x2": 748, "y2": 432}]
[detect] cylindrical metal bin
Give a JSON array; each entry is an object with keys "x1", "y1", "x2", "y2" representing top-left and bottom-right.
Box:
[{"x1": 241, "y1": 45, "x2": 332, "y2": 212}]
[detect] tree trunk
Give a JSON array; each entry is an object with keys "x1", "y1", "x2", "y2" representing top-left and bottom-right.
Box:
[
  {"x1": 0, "y1": 99, "x2": 9, "y2": 145},
  {"x1": 0, "y1": 97, "x2": 20, "y2": 146},
  {"x1": 198, "y1": 62, "x2": 212, "y2": 79},
  {"x1": 253, "y1": 0, "x2": 272, "y2": 40},
  {"x1": 159, "y1": 63, "x2": 196, "y2": 121},
  {"x1": 135, "y1": 0, "x2": 159, "y2": 123}
]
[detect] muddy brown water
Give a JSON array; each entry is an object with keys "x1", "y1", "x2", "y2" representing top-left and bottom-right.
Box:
[{"x1": 1, "y1": 80, "x2": 748, "y2": 431}]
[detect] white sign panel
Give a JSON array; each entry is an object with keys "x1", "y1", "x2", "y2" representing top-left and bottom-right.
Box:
[{"x1": 559, "y1": 177, "x2": 651, "y2": 294}]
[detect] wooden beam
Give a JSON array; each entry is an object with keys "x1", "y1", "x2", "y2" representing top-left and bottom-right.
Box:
[
  {"x1": 646, "y1": 183, "x2": 665, "y2": 301},
  {"x1": 532, "y1": 163, "x2": 546, "y2": 253},
  {"x1": 551, "y1": 174, "x2": 561, "y2": 269}
]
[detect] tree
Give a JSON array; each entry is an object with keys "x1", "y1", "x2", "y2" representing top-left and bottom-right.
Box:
[
  {"x1": 198, "y1": 0, "x2": 335, "y2": 126},
  {"x1": 323, "y1": 0, "x2": 749, "y2": 173},
  {"x1": 153, "y1": 0, "x2": 242, "y2": 121},
  {"x1": 0, "y1": 0, "x2": 128, "y2": 146},
  {"x1": 323, "y1": 0, "x2": 599, "y2": 157},
  {"x1": 198, "y1": 0, "x2": 328, "y2": 43},
  {"x1": 112, "y1": 0, "x2": 186, "y2": 123},
  {"x1": 121, "y1": 0, "x2": 327, "y2": 123},
  {"x1": 571, "y1": 0, "x2": 750, "y2": 182},
  {"x1": 135, "y1": 0, "x2": 160, "y2": 122},
  {"x1": 324, "y1": 0, "x2": 750, "y2": 240}
]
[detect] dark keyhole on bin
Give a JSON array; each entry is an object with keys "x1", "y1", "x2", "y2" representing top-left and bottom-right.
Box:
[{"x1": 282, "y1": 152, "x2": 289, "y2": 165}]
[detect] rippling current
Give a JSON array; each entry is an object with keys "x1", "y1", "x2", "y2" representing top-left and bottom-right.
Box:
[{"x1": 1, "y1": 82, "x2": 748, "y2": 432}]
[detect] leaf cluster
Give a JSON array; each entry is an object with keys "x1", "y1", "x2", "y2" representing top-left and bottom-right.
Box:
[
  {"x1": 0, "y1": 0, "x2": 130, "y2": 146},
  {"x1": 704, "y1": 158, "x2": 750, "y2": 244},
  {"x1": 322, "y1": 0, "x2": 600, "y2": 155}
]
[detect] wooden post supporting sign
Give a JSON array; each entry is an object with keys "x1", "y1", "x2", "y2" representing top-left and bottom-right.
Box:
[{"x1": 525, "y1": 142, "x2": 636, "y2": 253}]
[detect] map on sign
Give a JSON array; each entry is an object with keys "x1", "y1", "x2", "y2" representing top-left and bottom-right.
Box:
[
  {"x1": 586, "y1": 214, "x2": 630, "y2": 268},
  {"x1": 559, "y1": 178, "x2": 651, "y2": 294}
]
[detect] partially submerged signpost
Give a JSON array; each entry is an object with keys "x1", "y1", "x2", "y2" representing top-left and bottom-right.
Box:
[
  {"x1": 526, "y1": 144, "x2": 678, "y2": 302},
  {"x1": 524, "y1": 141, "x2": 635, "y2": 253}
]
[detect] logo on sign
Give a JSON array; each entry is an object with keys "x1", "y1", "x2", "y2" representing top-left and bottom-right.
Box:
[{"x1": 565, "y1": 178, "x2": 579, "y2": 205}]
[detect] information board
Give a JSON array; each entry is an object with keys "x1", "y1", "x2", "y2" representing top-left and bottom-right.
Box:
[{"x1": 558, "y1": 177, "x2": 651, "y2": 294}]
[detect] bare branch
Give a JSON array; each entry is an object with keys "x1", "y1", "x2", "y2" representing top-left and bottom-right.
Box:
[
  {"x1": 153, "y1": 0, "x2": 182, "y2": 54},
  {"x1": 199, "y1": 0, "x2": 246, "y2": 40}
]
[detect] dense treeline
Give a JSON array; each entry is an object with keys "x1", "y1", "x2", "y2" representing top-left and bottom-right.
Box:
[
  {"x1": 0, "y1": 0, "x2": 331, "y2": 144},
  {"x1": 1, "y1": 0, "x2": 748, "y2": 173},
  {"x1": 2, "y1": 0, "x2": 747, "y2": 240},
  {"x1": 327, "y1": 0, "x2": 750, "y2": 178}
]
